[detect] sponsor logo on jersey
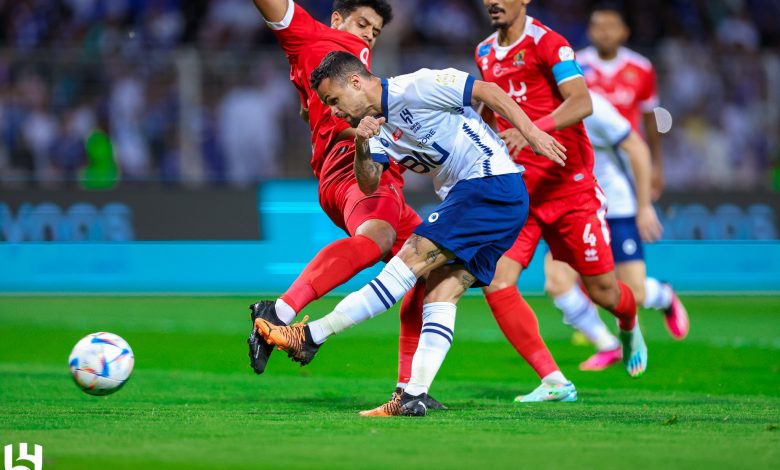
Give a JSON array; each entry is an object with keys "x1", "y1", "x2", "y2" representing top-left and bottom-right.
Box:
[
  {"x1": 379, "y1": 137, "x2": 390, "y2": 147},
  {"x1": 481, "y1": 57, "x2": 489, "y2": 71},
  {"x1": 492, "y1": 62, "x2": 509, "y2": 77},
  {"x1": 507, "y1": 80, "x2": 528, "y2": 102},
  {"x1": 477, "y1": 43, "x2": 492, "y2": 58},
  {"x1": 435, "y1": 73, "x2": 457, "y2": 86},
  {"x1": 513, "y1": 50, "x2": 526, "y2": 67},
  {"x1": 359, "y1": 48, "x2": 370, "y2": 66},
  {"x1": 428, "y1": 212, "x2": 440, "y2": 223},
  {"x1": 558, "y1": 46, "x2": 575, "y2": 61},
  {"x1": 392, "y1": 127, "x2": 404, "y2": 141},
  {"x1": 584, "y1": 248, "x2": 599, "y2": 262}
]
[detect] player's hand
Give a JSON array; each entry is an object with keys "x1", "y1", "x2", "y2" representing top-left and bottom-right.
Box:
[
  {"x1": 651, "y1": 166, "x2": 664, "y2": 201},
  {"x1": 355, "y1": 116, "x2": 386, "y2": 141},
  {"x1": 498, "y1": 129, "x2": 528, "y2": 159},
  {"x1": 637, "y1": 204, "x2": 663, "y2": 242},
  {"x1": 526, "y1": 129, "x2": 567, "y2": 167},
  {"x1": 299, "y1": 106, "x2": 309, "y2": 124}
]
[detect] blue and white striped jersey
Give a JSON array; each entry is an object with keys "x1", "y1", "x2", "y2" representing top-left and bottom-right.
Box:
[{"x1": 368, "y1": 68, "x2": 521, "y2": 200}]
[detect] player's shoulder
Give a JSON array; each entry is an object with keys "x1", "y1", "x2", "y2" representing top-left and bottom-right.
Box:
[
  {"x1": 475, "y1": 31, "x2": 498, "y2": 58},
  {"x1": 620, "y1": 47, "x2": 654, "y2": 71},
  {"x1": 529, "y1": 16, "x2": 564, "y2": 46}
]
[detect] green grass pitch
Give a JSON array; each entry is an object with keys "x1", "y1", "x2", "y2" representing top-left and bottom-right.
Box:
[{"x1": 1, "y1": 295, "x2": 778, "y2": 469}]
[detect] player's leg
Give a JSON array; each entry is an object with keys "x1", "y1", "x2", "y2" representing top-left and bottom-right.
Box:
[
  {"x1": 361, "y1": 264, "x2": 474, "y2": 417},
  {"x1": 611, "y1": 215, "x2": 689, "y2": 340},
  {"x1": 644, "y1": 276, "x2": 689, "y2": 340},
  {"x1": 545, "y1": 188, "x2": 647, "y2": 377},
  {"x1": 254, "y1": 233, "x2": 455, "y2": 365},
  {"x1": 247, "y1": 181, "x2": 407, "y2": 374},
  {"x1": 544, "y1": 253, "x2": 622, "y2": 371},
  {"x1": 481, "y1": 221, "x2": 576, "y2": 402}
]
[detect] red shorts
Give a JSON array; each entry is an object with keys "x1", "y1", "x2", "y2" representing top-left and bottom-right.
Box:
[
  {"x1": 319, "y1": 169, "x2": 420, "y2": 260},
  {"x1": 505, "y1": 186, "x2": 614, "y2": 276}
]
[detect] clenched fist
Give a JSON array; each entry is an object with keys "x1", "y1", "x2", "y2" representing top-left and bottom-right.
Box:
[{"x1": 355, "y1": 116, "x2": 386, "y2": 141}]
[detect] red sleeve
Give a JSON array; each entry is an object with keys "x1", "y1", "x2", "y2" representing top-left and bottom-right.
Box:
[
  {"x1": 638, "y1": 66, "x2": 659, "y2": 113},
  {"x1": 538, "y1": 30, "x2": 573, "y2": 71},
  {"x1": 270, "y1": 3, "x2": 327, "y2": 58}
]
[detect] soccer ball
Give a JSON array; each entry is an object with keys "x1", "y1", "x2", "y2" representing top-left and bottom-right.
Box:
[{"x1": 68, "y1": 332, "x2": 134, "y2": 396}]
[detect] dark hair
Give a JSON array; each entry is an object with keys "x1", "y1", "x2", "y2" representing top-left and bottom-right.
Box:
[
  {"x1": 589, "y1": 2, "x2": 628, "y2": 25},
  {"x1": 310, "y1": 51, "x2": 371, "y2": 90},
  {"x1": 333, "y1": 0, "x2": 393, "y2": 26}
]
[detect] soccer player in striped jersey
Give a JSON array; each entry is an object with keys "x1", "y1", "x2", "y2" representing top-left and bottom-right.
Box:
[{"x1": 254, "y1": 51, "x2": 568, "y2": 416}]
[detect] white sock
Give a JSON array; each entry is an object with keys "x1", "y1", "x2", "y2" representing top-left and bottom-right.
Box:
[
  {"x1": 275, "y1": 298, "x2": 296, "y2": 325},
  {"x1": 542, "y1": 370, "x2": 569, "y2": 386},
  {"x1": 308, "y1": 257, "x2": 417, "y2": 344},
  {"x1": 554, "y1": 287, "x2": 619, "y2": 352},
  {"x1": 644, "y1": 277, "x2": 673, "y2": 310},
  {"x1": 396, "y1": 382, "x2": 408, "y2": 390},
  {"x1": 404, "y1": 302, "x2": 456, "y2": 397}
]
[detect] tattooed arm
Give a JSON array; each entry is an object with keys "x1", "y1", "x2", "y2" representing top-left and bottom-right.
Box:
[{"x1": 354, "y1": 116, "x2": 386, "y2": 196}]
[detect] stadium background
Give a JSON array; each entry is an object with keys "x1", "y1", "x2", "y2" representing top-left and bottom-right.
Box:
[
  {"x1": 0, "y1": 2, "x2": 779, "y2": 469},
  {"x1": 0, "y1": 0, "x2": 778, "y2": 293}
]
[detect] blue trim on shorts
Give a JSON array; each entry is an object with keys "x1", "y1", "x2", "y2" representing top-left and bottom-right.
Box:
[{"x1": 608, "y1": 216, "x2": 644, "y2": 263}]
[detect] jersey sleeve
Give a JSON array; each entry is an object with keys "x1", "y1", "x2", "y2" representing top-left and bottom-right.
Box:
[
  {"x1": 407, "y1": 68, "x2": 476, "y2": 110},
  {"x1": 638, "y1": 66, "x2": 660, "y2": 113},
  {"x1": 368, "y1": 136, "x2": 390, "y2": 170},
  {"x1": 586, "y1": 92, "x2": 632, "y2": 147},
  {"x1": 265, "y1": 0, "x2": 327, "y2": 57},
  {"x1": 538, "y1": 31, "x2": 585, "y2": 86}
]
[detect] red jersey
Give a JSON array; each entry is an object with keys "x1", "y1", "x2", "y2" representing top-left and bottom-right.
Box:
[
  {"x1": 577, "y1": 46, "x2": 658, "y2": 132},
  {"x1": 475, "y1": 16, "x2": 595, "y2": 202},
  {"x1": 268, "y1": 2, "x2": 403, "y2": 187}
]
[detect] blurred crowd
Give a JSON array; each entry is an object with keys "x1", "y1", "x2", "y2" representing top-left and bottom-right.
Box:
[{"x1": 0, "y1": 0, "x2": 778, "y2": 190}]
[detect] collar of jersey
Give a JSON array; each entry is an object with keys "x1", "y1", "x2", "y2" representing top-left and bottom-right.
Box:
[
  {"x1": 493, "y1": 15, "x2": 533, "y2": 60},
  {"x1": 380, "y1": 78, "x2": 389, "y2": 120}
]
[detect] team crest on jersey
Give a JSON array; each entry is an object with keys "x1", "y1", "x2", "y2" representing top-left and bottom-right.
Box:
[
  {"x1": 513, "y1": 50, "x2": 526, "y2": 67},
  {"x1": 477, "y1": 43, "x2": 492, "y2": 58},
  {"x1": 558, "y1": 46, "x2": 575, "y2": 61},
  {"x1": 435, "y1": 73, "x2": 457, "y2": 86},
  {"x1": 392, "y1": 127, "x2": 404, "y2": 141}
]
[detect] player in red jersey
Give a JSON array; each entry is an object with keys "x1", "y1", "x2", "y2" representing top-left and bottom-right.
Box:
[
  {"x1": 577, "y1": 4, "x2": 663, "y2": 197},
  {"x1": 475, "y1": 0, "x2": 648, "y2": 380},
  {"x1": 541, "y1": 5, "x2": 688, "y2": 369},
  {"x1": 245, "y1": 1, "x2": 437, "y2": 406}
]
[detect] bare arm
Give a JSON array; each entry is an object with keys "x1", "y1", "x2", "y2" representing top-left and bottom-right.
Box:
[
  {"x1": 642, "y1": 111, "x2": 664, "y2": 200},
  {"x1": 353, "y1": 116, "x2": 386, "y2": 196},
  {"x1": 549, "y1": 77, "x2": 593, "y2": 129},
  {"x1": 472, "y1": 80, "x2": 567, "y2": 165},
  {"x1": 620, "y1": 130, "x2": 663, "y2": 241},
  {"x1": 252, "y1": 0, "x2": 290, "y2": 23}
]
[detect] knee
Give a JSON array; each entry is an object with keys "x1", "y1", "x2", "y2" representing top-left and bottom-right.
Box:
[
  {"x1": 584, "y1": 279, "x2": 620, "y2": 310},
  {"x1": 544, "y1": 275, "x2": 569, "y2": 298},
  {"x1": 357, "y1": 223, "x2": 396, "y2": 257},
  {"x1": 483, "y1": 274, "x2": 516, "y2": 295},
  {"x1": 624, "y1": 280, "x2": 645, "y2": 306}
]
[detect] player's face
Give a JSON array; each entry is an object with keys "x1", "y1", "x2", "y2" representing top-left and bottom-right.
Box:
[
  {"x1": 588, "y1": 11, "x2": 629, "y2": 53},
  {"x1": 483, "y1": 0, "x2": 531, "y2": 29},
  {"x1": 331, "y1": 7, "x2": 384, "y2": 49},
  {"x1": 317, "y1": 76, "x2": 370, "y2": 127}
]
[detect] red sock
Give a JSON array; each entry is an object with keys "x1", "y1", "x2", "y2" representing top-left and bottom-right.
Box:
[
  {"x1": 280, "y1": 234, "x2": 382, "y2": 313},
  {"x1": 397, "y1": 278, "x2": 425, "y2": 385},
  {"x1": 609, "y1": 281, "x2": 637, "y2": 331},
  {"x1": 485, "y1": 286, "x2": 559, "y2": 379}
]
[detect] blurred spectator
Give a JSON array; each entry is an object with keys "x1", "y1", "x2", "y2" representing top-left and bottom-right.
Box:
[{"x1": 0, "y1": 0, "x2": 776, "y2": 190}]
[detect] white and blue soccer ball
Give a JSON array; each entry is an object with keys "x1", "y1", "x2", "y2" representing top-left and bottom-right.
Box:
[{"x1": 68, "y1": 332, "x2": 134, "y2": 396}]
